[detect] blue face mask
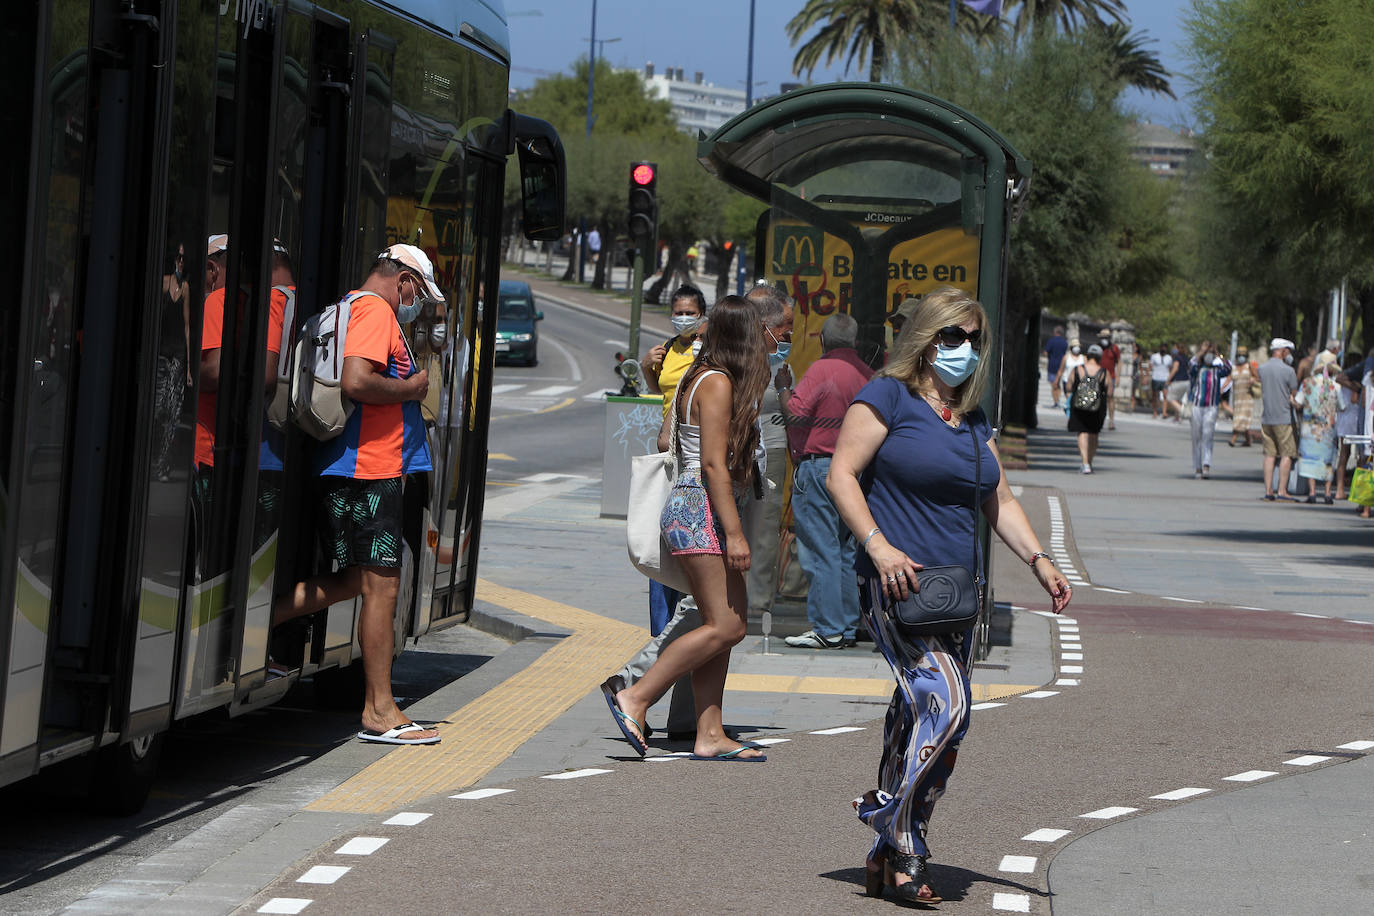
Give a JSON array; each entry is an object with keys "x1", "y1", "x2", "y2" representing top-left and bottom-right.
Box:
[
  {"x1": 932, "y1": 341, "x2": 979, "y2": 387},
  {"x1": 766, "y1": 324, "x2": 790, "y2": 370}
]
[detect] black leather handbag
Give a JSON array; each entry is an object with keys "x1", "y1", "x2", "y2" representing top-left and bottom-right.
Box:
[{"x1": 882, "y1": 419, "x2": 983, "y2": 639}]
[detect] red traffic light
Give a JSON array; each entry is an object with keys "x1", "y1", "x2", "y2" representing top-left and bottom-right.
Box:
[{"x1": 632, "y1": 163, "x2": 655, "y2": 185}]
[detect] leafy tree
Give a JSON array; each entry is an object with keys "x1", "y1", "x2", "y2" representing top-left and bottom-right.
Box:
[
  {"x1": 1098, "y1": 23, "x2": 1174, "y2": 99},
  {"x1": 1186, "y1": 0, "x2": 1374, "y2": 350},
  {"x1": 787, "y1": 0, "x2": 986, "y2": 84},
  {"x1": 1005, "y1": 0, "x2": 1126, "y2": 37}
]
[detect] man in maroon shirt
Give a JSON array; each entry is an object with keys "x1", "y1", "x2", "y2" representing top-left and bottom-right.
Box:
[
  {"x1": 779, "y1": 313, "x2": 875, "y2": 649},
  {"x1": 1097, "y1": 330, "x2": 1122, "y2": 430}
]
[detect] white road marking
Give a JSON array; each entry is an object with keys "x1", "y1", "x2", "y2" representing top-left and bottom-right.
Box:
[
  {"x1": 645, "y1": 752, "x2": 692, "y2": 762},
  {"x1": 519, "y1": 472, "x2": 595, "y2": 482},
  {"x1": 1161, "y1": 596, "x2": 1204, "y2": 604},
  {"x1": 1224, "y1": 770, "x2": 1277, "y2": 782},
  {"x1": 971, "y1": 702, "x2": 1006, "y2": 710},
  {"x1": 543, "y1": 768, "x2": 613, "y2": 780},
  {"x1": 450, "y1": 788, "x2": 514, "y2": 800},
  {"x1": 1010, "y1": 485, "x2": 1023, "y2": 496},
  {"x1": 603, "y1": 338, "x2": 626, "y2": 346},
  {"x1": 1293, "y1": 613, "x2": 1330, "y2": 619},
  {"x1": 336, "y1": 837, "x2": 389, "y2": 855},
  {"x1": 1055, "y1": 678, "x2": 1080, "y2": 686},
  {"x1": 528, "y1": 385, "x2": 576, "y2": 396},
  {"x1": 1284, "y1": 755, "x2": 1332, "y2": 766},
  {"x1": 1061, "y1": 665, "x2": 1084, "y2": 674},
  {"x1": 541, "y1": 334, "x2": 583, "y2": 383},
  {"x1": 1079, "y1": 806, "x2": 1138, "y2": 819},
  {"x1": 998, "y1": 855, "x2": 1037, "y2": 873},
  {"x1": 1020, "y1": 690, "x2": 1060, "y2": 699},
  {"x1": 1022, "y1": 828, "x2": 1071, "y2": 842},
  {"x1": 1061, "y1": 643, "x2": 1083, "y2": 650},
  {"x1": 1056, "y1": 617, "x2": 1078, "y2": 625},
  {"x1": 1338, "y1": 740, "x2": 1374, "y2": 751},
  {"x1": 297, "y1": 866, "x2": 350, "y2": 884},
  {"x1": 993, "y1": 892, "x2": 1032, "y2": 912},
  {"x1": 751, "y1": 737, "x2": 792, "y2": 746},
  {"x1": 1093, "y1": 586, "x2": 1131, "y2": 594},
  {"x1": 1062, "y1": 652, "x2": 1084, "y2": 660},
  {"x1": 811, "y1": 726, "x2": 865, "y2": 735},
  {"x1": 259, "y1": 900, "x2": 312, "y2": 914},
  {"x1": 490, "y1": 383, "x2": 523, "y2": 395},
  {"x1": 384, "y1": 812, "x2": 433, "y2": 826},
  {"x1": 1234, "y1": 605, "x2": 1269, "y2": 611},
  {"x1": 1152, "y1": 787, "x2": 1212, "y2": 801}
]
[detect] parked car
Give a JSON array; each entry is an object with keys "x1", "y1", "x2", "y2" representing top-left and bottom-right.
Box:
[{"x1": 495, "y1": 280, "x2": 542, "y2": 366}]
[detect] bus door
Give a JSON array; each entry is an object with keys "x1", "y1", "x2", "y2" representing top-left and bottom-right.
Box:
[{"x1": 1, "y1": 0, "x2": 172, "y2": 780}]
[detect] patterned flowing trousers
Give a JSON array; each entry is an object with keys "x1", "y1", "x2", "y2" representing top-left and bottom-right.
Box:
[{"x1": 854, "y1": 575, "x2": 972, "y2": 859}]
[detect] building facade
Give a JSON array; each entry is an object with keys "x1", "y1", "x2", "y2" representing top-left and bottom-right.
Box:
[{"x1": 636, "y1": 63, "x2": 747, "y2": 135}]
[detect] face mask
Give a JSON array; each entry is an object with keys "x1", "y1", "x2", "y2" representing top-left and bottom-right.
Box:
[
  {"x1": 1284, "y1": 353, "x2": 1294, "y2": 365},
  {"x1": 932, "y1": 341, "x2": 979, "y2": 387},
  {"x1": 430, "y1": 323, "x2": 448, "y2": 349},
  {"x1": 765, "y1": 324, "x2": 790, "y2": 369},
  {"x1": 1202, "y1": 353, "x2": 1215, "y2": 366},
  {"x1": 1071, "y1": 346, "x2": 1082, "y2": 356},
  {"x1": 1099, "y1": 340, "x2": 1110, "y2": 349},
  {"x1": 691, "y1": 339, "x2": 702, "y2": 358},
  {"x1": 397, "y1": 297, "x2": 422, "y2": 324},
  {"x1": 672, "y1": 314, "x2": 702, "y2": 336}
]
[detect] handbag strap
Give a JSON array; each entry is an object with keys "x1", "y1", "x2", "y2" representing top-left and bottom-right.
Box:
[{"x1": 969, "y1": 418, "x2": 983, "y2": 589}]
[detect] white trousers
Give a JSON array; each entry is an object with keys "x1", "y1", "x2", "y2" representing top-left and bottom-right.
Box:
[{"x1": 1191, "y1": 405, "x2": 1218, "y2": 471}]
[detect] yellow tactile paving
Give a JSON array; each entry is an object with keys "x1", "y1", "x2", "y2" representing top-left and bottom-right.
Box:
[
  {"x1": 306, "y1": 580, "x2": 647, "y2": 813},
  {"x1": 725, "y1": 673, "x2": 1038, "y2": 702}
]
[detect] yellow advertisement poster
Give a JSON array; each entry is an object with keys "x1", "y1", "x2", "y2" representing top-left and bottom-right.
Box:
[{"x1": 764, "y1": 218, "x2": 980, "y2": 377}]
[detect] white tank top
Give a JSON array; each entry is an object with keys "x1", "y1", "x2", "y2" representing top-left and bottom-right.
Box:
[{"x1": 676, "y1": 369, "x2": 724, "y2": 469}]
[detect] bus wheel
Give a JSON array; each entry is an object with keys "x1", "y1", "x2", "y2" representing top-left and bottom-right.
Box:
[{"x1": 91, "y1": 733, "x2": 163, "y2": 816}]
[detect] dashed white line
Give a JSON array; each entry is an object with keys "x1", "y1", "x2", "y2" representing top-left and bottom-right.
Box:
[
  {"x1": 1338, "y1": 740, "x2": 1374, "y2": 751},
  {"x1": 751, "y1": 737, "x2": 792, "y2": 746},
  {"x1": 1061, "y1": 643, "x2": 1083, "y2": 650},
  {"x1": 1152, "y1": 787, "x2": 1211, "y2": 801},
  {"x1": 1161, "y1": 596, "x2": 1204, "y2": 604},
  {"x1": 992, "y1": 892, "x2": 1032, "y2": 912},
  {"x1": 259, "y1": 900, "x2": 312, "y2": 915},
  {"x1": 811, "y1": 726, "x2": 865, "y2": 735},
  {"x1": 384, "y1": 812, "x2": 432, "y2": 826},
  {"x1": 1284, "y1": 755, "x2": 1332, "y2": 766},
  {"x1": 1061, "y1": 652, "x2": 1084, "y2": 660},
  {"x1": 1079, "y1": 806, "x2": 1138, "y2": 820},
  {"x1": 528, "y1": 384, "x2": 576, "y2": 396},
  {"x1": 543, "y1": 768, "x2": 613, "y2": 780},
  {"x1": 645, "y1": 752, "x2": 692, "y2": 762},
  {"x1": 971, "y1": 702, "x2": 1006, "y2": 710},
  {"x1": 489, "y1": 383, "x2": 523, "y2": 395},
  {"x1": 1234, "y1": 605, "x2": 1269, "y2": 611},
  {"x1": 1056, "y1": 617, "x2": 1078, "y2": 625},
  {"x1": 1293, "y1": 613, "x2": 1330, "y2": 619},
  {"x1": 297, "y1": 866, "x2": 350, "y2": 884},
  {"x1": 1224, "y1": 770, "x2": 1277, "y2": 782},
  {"x1": 1022, "y1": 828, "x2": 1071, "y2": 842},
  {"x1": 1020, "y1": 690, "x2": 1060, "y2": 699},
  {"x1": 450, "y1": 788, "x2": 514, "y2": 800},
  {"x1": 998, "y1": 855, "x2": 1037, "y2": 873},
  {"x1": 1093, "y1": 586, "x2": 1131, "y2": 594},
  {"x1": 336, "y1": 837, "x2": 389, "y2": 856},
  {"x1": 1061, "y1": 665, "x2": 1084, "y2": 674},
  {"x1": 1055, "y1": 678, "x2": 1080, "y2": 686}
]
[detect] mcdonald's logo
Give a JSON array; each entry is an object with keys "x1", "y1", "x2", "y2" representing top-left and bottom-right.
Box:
[{"x1": 773, "y1": 226, "x2": 824, "y2": 276}]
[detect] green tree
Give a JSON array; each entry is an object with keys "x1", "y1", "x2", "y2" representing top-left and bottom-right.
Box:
[
  {"x1": 1098, "y1": 23, "x2": 1173, "y2": 99},
  {"x1": 787, "y1": 0, "x2": 985, "y2": 84},
  {"x1": 1005, "y1": 0, "x2": 1126, "y2": 37},
  {"x1": 1187, "y1": 0, "x2": 1374, "y2": 350}
]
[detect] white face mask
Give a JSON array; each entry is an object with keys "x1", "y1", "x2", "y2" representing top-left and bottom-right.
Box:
[{"x1": 671, "y1": 314, "x2": 703, "y2": 336}]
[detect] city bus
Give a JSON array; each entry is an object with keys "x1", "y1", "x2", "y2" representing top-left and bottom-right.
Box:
[{"x1": 0, "y1": 0, "x2": 563, "y2": 811}]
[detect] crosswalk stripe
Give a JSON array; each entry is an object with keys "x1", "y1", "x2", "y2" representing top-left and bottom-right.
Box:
[
  {"x1": 490, "y1": 384, "x2": 523, "y2": 395},
  {"x1": 528, "y1": 385, "x2": 575, "y2": 396}
]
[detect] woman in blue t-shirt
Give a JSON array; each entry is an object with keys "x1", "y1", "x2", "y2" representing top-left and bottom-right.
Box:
[{"x1": 828, "y1": 286, "x2": 1073, "y2": 905}]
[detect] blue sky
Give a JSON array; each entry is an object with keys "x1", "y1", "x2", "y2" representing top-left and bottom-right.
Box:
[{"x1": 507, "y1": 1, "x2": 1196, "y2": 129}]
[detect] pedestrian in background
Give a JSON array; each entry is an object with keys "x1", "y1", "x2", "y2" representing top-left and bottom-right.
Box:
[
  {"x1": 1296, "y1": 350, "x2": 1341, "y2": 504},
  {"x1": 1149, "y1": 343, "x2": 1173, "y2": 420},
  {"x1": 1259, "y1": 337, "x2": 1300, "y2": 501},
  {"x1": 1043, "y1": 325, "x2": 1068, "y2": 409},
  {"x1": 1333, "y1": 350, "x2": 1365, "y2": 501},
  {"x1": 780, "y1": 313, "x2": 873, "y2": 650},
  {"x1": 1059, "y1": 338, "x2": 1084, "y2": 411},
  {"x1": 1166, "y1": 341, "x2": 1190, "y2": 422},
  {"x1": 1096, "y1": 330, "x2": 1121, "y2": 430},
  {"x1": 604, "y1": 296, "x2": 770, "y2": 761},
  {"x1": 1066, "y1": 343, "x2": 1108, "y2": 474},
  {"x1": 826, "y1": 286, "x2": 1071, "y2": 905},
  {"x1": 1186, "y1": 340, "x2": 1231, "y2": 479},
  {"x1": 1229, "y1": 345, "x2": 1257, "y2": 447}
]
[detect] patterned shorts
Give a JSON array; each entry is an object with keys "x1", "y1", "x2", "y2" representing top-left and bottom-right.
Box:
[
  {"x1": 319, "y1": 476, "x2": 404, "y2": 569},
  {"x1": 660, "y1": 468, "x2": 725, "y2": 556}
]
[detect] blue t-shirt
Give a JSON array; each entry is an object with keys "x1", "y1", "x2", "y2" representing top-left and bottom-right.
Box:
[
  {"x1": 1044, "y1": 335, "x2": 1068, "y2": 373},
  {"x1": 853, "y1": 377, "x2": 1000, "y2": 578}
]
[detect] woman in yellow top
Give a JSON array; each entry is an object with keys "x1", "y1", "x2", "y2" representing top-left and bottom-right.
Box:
[{"x1": 643, "y1": 285, "x2": 707, "y2": 416}]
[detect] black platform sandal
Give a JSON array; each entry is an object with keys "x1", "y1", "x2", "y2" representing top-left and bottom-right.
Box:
[{"x1": 886, "y1": 852, "x2": 943, "y2": 906}]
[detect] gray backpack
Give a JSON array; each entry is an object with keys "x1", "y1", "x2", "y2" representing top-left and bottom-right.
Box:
[{"x1": 290, "y1": 291, "x2": 366, "y2": 440}]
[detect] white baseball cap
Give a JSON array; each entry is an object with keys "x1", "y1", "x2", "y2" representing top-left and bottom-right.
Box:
[
  {"x1": 207, "y1": 234, "x2": 229, "y2": 256},
  {"x1": 378, "y1": 243, "x2": 444, "y2": 301},
  {"x1": 1269, "y1": 337, "x2": 1295, "y2": 352}
]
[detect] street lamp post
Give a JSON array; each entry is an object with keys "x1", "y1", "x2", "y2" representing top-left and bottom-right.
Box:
[{"x1": 745, "y1": 0, "x2": 756, "y2": 108}]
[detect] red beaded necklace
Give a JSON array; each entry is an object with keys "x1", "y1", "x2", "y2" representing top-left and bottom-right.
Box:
[{"x1": 924, "y1": 392, "x2": 957, "y2": 422}]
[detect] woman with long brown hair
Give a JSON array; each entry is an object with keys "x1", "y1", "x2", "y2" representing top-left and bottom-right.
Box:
[{"x1": 605, "y1": 296, "x2": 771, "y2": 761}]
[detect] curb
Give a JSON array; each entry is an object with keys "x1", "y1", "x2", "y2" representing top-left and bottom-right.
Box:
[{"x1": 467, "y1": 601, "x2": 570, "y2": 644}]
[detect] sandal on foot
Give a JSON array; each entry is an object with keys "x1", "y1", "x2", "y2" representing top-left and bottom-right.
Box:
[
  {"x1": 600, "y1": 682, "x2": 647, "y2": 756},
  {"x1": 886, "y1": 852, "x2": 943, "y2": 906}
]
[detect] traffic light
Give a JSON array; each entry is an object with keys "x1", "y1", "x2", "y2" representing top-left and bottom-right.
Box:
[{"x1": 627, "y1": 161, "x2": 658, "y2": 259}]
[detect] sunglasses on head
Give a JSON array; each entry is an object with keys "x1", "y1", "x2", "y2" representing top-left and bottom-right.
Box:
[{"x1": 937, "y1": 325, "x2": 983, "y2": 350}]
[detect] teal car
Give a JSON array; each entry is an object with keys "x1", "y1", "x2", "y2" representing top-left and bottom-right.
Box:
[{"x1": 495, "y1": 280, "x2": 543, "y2": 366}]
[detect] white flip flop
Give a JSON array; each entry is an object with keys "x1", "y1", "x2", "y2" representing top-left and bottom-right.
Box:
[{"x1": 357, "y1": 722, "x2": 440, "y2": 745}]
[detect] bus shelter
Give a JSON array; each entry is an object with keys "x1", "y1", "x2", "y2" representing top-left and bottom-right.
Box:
[{"x1": 697, "y1": 83, "x2": 1030, "y2": 653}]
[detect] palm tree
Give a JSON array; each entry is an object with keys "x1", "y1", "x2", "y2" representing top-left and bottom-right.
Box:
[
  {"x1": 787, "y1": 0, "x2": 988, "y2": 84},
  {"x1": 1007, "y1": 0, "x2": 1127, "y2": 37},
  {"x1": 1100, "y1": 23, "x2": 1175, "y2": 99}
]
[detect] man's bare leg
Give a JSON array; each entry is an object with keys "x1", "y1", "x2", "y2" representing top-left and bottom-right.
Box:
[
  {"x1": 358, "y1": 565, "x2": 437, "y2": 739},
  {"x1": 273, "y1": 567, "x2": 362, "y2": 626}
]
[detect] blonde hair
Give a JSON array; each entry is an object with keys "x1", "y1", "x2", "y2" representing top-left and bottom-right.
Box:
[{"x1": 879, "y1": 286, "x2": 992, "y2": 416}]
